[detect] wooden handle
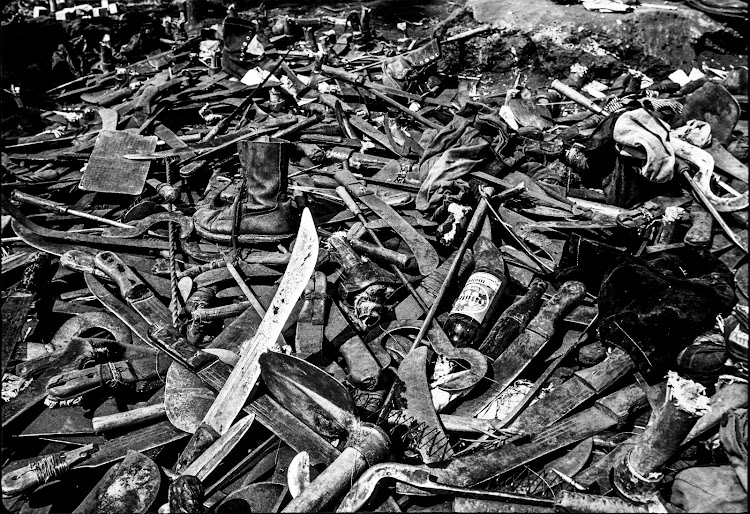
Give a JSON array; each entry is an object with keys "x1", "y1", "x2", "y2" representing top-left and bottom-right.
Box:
[
  {"x1": 349, "y1": 238, "x2": 411, "y2": 269},
  {"x1": 321, "y1": 64, "x2": 364, "y2": 84},
  {"x1": 556, "y1": 491, "x2": 651, "y2": 513},
  {"x1": 333, "y1": 166, "x2": 364, "y2": 195},
  {"x1": 282, "y1": 424, "x2": 389, "y2": 512},
  {"x1": 339, "y1": 336, "x2": 383, "y2": 391},
  {"x1": 533, "y1": 281, "x2": 587, "y2": 336},
  {"x1": 596, "y1": 383, "x2": 648, "y2": 427},
  {"x1": 1, "y1": 445, "x2": 97, "y2": 497},
  {"x1": 145, "y1": 179, "x2": 179, "y2": 203},
  {"x1": 94, "y1": 251, "x2": 144, "y2": 299},
  {"x1": 61, "y1": 250, "x2": 96, "y2": 274},
  {"x1": 551, "y1": 80, "x2": 603, "y2": 114},
  {"x1": 11, "y1": 190, "x2": 68, "y2": 215},
  {"x1": 464, "y1": 187, "x2": 496, "y2": 236},
  {"x1": 336, "y1": 186, "x2": 362, "y2": 215},
  {"x1": 174, "y1": 423, "x2": 221, "y2": 474},
  {"x1": 92, "y1": 402, "x2": 167, "y2": 433},
  {"x1": 46, "y1": 366, "x2": 104, "y2": 399},
  {"x1": 169, "y1": 475, "x2": 204, "y2": 514}
]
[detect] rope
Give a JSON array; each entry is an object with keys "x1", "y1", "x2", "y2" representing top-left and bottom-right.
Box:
[
  {"x1": 106, "y1": 361, "x2": 124, "y2": 387},
  {"x1": 30, "y1": 453, "x2": 68, "y2": 484},
  {"x1": 165, "y1": 158, "x2": 181, "y2": 327}
]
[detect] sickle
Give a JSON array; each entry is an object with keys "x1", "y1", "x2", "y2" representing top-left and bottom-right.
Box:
[
  {"x1": 101, "y1": 212, "x2": 194, "y2": 239},
  {"x1": 33, "y1": 312, "x2": 133, "y2": 366},
  {"x1": 366, "y1": 319, "x2": 488, "y2": 392}
]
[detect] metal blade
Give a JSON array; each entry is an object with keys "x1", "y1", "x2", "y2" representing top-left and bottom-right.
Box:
[
  {"x1": 199, "y1": 207, "x2": 319, "y2": 435},
  {"x1": 180, "y1": 414, "x2": 255, "y2": 481}
]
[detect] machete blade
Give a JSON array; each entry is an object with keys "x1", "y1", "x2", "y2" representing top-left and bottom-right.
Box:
[
  {"x1": 396, "y1": 346, "x2": 455, "y2": 464},
  {"x1": 196, "y1": 207, "x2": 319, "y2": 436},
  {"x1": 259, "y1": 351, "x2": 357, "y2": 439}
]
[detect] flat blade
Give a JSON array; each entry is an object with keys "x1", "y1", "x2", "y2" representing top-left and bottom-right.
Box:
[
  {"x1": 200, "y1": 208, "x2": 319, "y2": 434},
  {"x1": 84, "y1": 273, "x2": 153, "y2": 346},
  {"x1": 180, "y1": 414, "x2": 255, "y2": 481}
]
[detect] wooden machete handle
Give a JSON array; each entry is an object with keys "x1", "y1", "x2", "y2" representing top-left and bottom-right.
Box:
[
  {"x1": 173, "y1": 423, "x2": 221, "y2": 474},
  {"x1": 531, "y1": 281, "x2": 587, "y2": 338},
  {"x1": 94, "y1": 251, "x2": 147, "y2": 300}
]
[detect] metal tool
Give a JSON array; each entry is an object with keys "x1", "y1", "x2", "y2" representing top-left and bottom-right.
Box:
[
  {"x1": 259, "y1": 351, "x2": 391, "y2": 512},
  {"x1": 337, "y1": 462, "x2": 657, "y2": 513},
  {"x1": 174, "y1": 207, "x2": 318, "y2": 472}
]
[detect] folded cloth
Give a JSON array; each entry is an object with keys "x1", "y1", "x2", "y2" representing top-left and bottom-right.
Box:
[
  {"x1": 671, "y1": 466, "x2": 747, "y2": 512},
  {"x1": 613, "y1": 108, "x2": 676, "y2": 183},
  {"x1": 676, "y1": 332, "x2": 729, "y2": 390},
  {"x1": 595, "y1": 247, "x2": 736, "y2": 377},
  {"x1": 721, "y1": 408, "x2": 748, "y2": 490},
  {"x1": 416, "y1": 102, "x2": 508, "y2": 215},
  {"x1": 672, "y1": 119, "x2": 713, "y2": 148}
]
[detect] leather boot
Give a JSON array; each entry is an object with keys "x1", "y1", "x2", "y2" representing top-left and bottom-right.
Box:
[{"x1": 193, "y1": 138, "x2": 294, "y2": 243}]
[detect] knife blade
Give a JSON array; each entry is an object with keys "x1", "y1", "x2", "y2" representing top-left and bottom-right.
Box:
[
  {"x1": 174, "y1": 207, "x2": 319, "y2": 471},
  {"x1": 334, "y1": 166, "x2": 438, "y2": 276}
]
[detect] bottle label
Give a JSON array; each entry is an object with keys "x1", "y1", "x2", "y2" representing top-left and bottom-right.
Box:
[{"x1": 450, "y1": 272, "x2": 502, "y2": 323}]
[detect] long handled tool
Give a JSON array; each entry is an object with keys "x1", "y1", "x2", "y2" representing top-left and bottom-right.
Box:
[{"x1": 337, "y1": 462, "x2": 660, "y2": 513}]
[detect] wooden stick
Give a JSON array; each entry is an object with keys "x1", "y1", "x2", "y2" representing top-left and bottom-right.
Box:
[{"x1": 92, "y1": 403, "x2": 167, "y2": 433}]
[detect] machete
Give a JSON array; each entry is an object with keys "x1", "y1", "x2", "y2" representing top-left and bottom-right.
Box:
[
  {"x1": 174, "y1": 207, "x2": 319, "y2": 471},
  {"x1": 2, "y1": 194, "x2": 170, "y2": 251},
  {"x1": 453, "y1": 280, "x2": 587, "y2": 417},
  {"x1": 84, "y1": 271, "x2": 341, "y2": 470},
  {"x1": 94, "y1": 251, "x2": 174, "y2": 331},
  {"x1": 1, "y1": 252, "x2": 49, "y2": 375},
  {"x1": 334, "y1": 166, "x2": 438, "y2": 276},
  {"x1": 11, "y1": 221, "x2": 164, "y2": 282}
]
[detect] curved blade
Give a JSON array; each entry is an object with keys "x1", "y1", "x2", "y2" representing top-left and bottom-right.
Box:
[
  {"x1": 397, "y1": 346, "x2": 454, "y2": 464},
  {"x1": 199, "y1": 208, "x2": 319, "y2": 435},
  {"x1": 259, "y1": 351, "x2": 356, "y2": 438}
]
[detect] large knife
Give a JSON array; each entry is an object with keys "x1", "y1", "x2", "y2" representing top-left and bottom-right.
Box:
[
  {"x1": 1, "y1": 252, "x2": 49, "y2": 375},
  {"x1": 334, "y1": 166, "x2": 438, "y2": 276},
  {"x1": 94, "y1": 251, "x2": 174, "y2": 331},
  {"x1": 453, "y1": 281, "x2": 587, "y2": 417},
  {"x1": 174, "y1": 207, "x2": 319, "y2": 471},
  {"x1": 84, "y1": 273, "x2": 340, "y2": 469}
]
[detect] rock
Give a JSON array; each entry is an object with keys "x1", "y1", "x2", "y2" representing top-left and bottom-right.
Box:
[{"x1": 465, "y1": 0, "x2": 745, "y2": 77}]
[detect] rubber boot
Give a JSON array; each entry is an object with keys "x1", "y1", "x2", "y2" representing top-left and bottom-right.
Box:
[{"x1": 193, "y1": 138, "x2": 294, "y2": 243}]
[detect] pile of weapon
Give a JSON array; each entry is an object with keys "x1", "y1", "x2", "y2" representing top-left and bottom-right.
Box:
[{"x1": 1, "y1": 2, "x2": 748, "y2": 513}]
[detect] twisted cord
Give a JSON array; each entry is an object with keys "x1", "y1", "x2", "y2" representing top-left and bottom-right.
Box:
[
  {"x1": 106, "y1": 361, "x2": 124, "y2": 387},
  {"x1": 30, "y1": 453, "x2": 68, "y2": 484},
  {"x1": 165, "y1": 158, "x2": 181, "y2": 327}
]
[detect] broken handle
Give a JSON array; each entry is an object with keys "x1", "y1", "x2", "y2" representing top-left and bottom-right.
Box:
[
  {"x1": 282, "y1": 423, "x2": 390, "y2": 512},
  {"x1": 551, "y1": 79, "x2": 603, "y2": 114}
]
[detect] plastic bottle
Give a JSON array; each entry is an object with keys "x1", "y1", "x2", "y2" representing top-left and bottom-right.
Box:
[{"x1": 443, "y1": 221, "x2": 507, "y2": 348}]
